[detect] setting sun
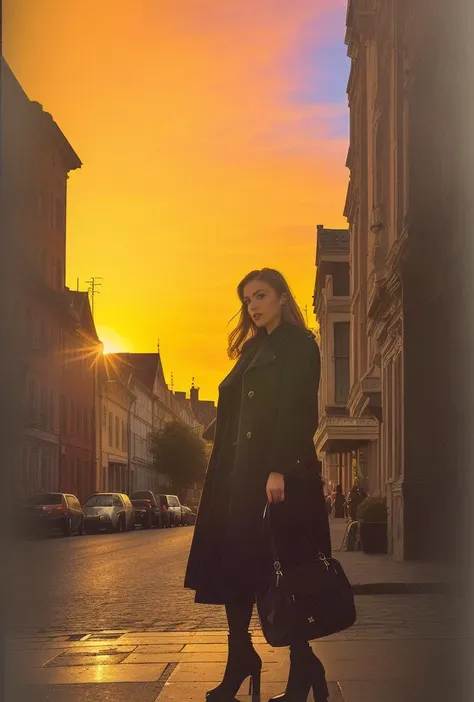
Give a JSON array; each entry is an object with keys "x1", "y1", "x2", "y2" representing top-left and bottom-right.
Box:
[{"x1": 97, "y1": 326, "x2": 134, "y2": 355}]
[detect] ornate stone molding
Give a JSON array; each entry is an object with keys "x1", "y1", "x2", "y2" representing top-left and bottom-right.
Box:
[
  {"x1": 347, "y1": 380, "x2": 369, "y2": 419},
  {"x1": 370, "y1": 204, "x2": 385, "y2": 234},
  {"x1": 386, "y1": 225, "x2": 409, "y2": 275},
  {"x1": 315, "y1": 411, "x2": 380, "y2": 457}
]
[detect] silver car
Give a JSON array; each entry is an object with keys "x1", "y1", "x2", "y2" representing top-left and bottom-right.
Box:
[{"x1": 83, "y1": 493, "x2": 135, "y2": 534}]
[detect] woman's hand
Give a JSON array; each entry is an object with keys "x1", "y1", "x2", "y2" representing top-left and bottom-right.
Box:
[{"x1": 266, "y1": 471, "x2": 285, "y2": 503}]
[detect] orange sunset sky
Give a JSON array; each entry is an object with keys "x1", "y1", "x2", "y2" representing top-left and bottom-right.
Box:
[{"x1": 4, "y1": 0, "x2": 350, "y2": 402}]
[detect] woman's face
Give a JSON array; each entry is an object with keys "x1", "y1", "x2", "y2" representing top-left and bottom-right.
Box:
[{"x1": 242, "y1": 279, "x2": 285, "y2": 333}]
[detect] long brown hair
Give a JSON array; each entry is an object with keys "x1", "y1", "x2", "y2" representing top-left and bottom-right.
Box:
[{"x1": 227, "y1": 268, "x2": 307, "y2": 359}]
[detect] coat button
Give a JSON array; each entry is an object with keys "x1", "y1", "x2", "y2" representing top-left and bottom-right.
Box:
[
  {"x1": 246, "y1": 431, "x2": 252, "y2": 439},
  {"x1": 248, "y1": 390, "x2": 254, "y2": 398}
]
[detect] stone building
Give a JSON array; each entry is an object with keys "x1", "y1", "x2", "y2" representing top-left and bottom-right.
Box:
[
  {"x1": 1, "y1": 61, "x2": 84, "y2": 498},
  {"x1": 112, "y1": 353, "x2": 202, "y2": 494},
  {"x1": 60, "y1": 291, "x2": 101, "y2": 501},
  {"x1": 97, "y1": 355, "x2": 135, "y2": 494},
  {"x1": 342, "y1": 0, "x2": 471, "y2": 559},
  {"x1": 313, "y1": 226, "x2": 379, "y2": 497}
]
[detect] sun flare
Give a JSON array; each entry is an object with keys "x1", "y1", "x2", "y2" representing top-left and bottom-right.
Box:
[{"x1": 96, "y1": 326, "x2": 134, "y2": 355}]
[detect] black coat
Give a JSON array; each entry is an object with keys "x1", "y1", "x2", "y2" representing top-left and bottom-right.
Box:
[{"x1": 184, "y1": 321, "x2": 331, "y2": 604}]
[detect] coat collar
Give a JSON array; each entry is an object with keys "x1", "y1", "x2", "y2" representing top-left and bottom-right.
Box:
[
  {"x1": 219, "y1": 323, "x2": 312, "y2": 389},
  {"x1": 244, "y1": 322, "x2": 302, "y2": 372}
]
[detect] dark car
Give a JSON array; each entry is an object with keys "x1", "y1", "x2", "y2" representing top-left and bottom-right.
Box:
[
  {"x1": 130, "y1": 490, "x2": 163, "y2": 529},
  {"x1": 180, "y1": 505, "x2": 197, "y2": 526},
  {"x1": 24, "y1": 493, "x2": 85, "y2": 537},
  {"x1": 159, "y1": 494, "x2": 183, "y2": 527}
]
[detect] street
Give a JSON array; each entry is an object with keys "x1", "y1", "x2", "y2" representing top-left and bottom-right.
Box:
[
  {"x1": 9, "y1": 525, "x2": 457, "y2": 642},
  {"x1": 9, "y1": 526, "x2": 227, "y2": 634},
  {"x1": 6, "y1": 522, "x2": 464, "y2": 701}
]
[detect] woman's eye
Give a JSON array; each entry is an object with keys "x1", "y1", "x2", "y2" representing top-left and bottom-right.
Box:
[{"x1": 257, "y1": 293, "x2": 264, "y2": 299}]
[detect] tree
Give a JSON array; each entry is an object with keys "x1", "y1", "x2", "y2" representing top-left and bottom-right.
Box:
[{"x1": 149, "y1": 420, "x2": 207, "y2": 496}]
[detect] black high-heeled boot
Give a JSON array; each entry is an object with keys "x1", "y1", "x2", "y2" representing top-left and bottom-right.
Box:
[
  {"x1": 268, "y1": 641, "x2": 328, "y2": 702},
  {"x1": 206, "y1": 631, "x2": 262, "y2": 702}
]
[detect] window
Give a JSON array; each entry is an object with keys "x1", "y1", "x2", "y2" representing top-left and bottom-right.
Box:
[
  {"x1": 332, "y1": 264, "x2": 350, "y2": 296},
  {"x1": 60, "y1": 395, "x2": 67, "y2": 433},
  {"x1": 25, "y1": 308, "x2": 33, "y2": 344},
  {"x1": 334, "y1": 322, "x2": 350, "y2": 404},
  {"x1": 40, "y1": 321, "x2": 47, "y2": 351},
  {"x1": 76, "y1": 405, "x2": 82, "y2": 436},
  {"x1": 40, "y1": 386, "x2": 48, "y2": 428},
  {"x1": 49, "y1": 390, "x2": 54, "y2": 430},
  {"x1": 56, "y1": 260, "x2": 63, "y2": 290},
  {"x1": 115, "y1": 416, "x2": 120, "y2": 448},
  {"x1": 85, "y1": 494, "x2": 114, "y2": 507},
  {"x1": 55, "y1": 197, "x2": 64, "y2": 230},
  {"x1": 108, "y1": 412, "x2": 113, "y2": 447},
  {"x1": 70, "y1": 401, "x2": 75, "y2": 435},
  {"x1": 121, "y1": 419, "x2": 125, "y2": 451},
  {"x1": 103, "y1": 404, "x2": 107, "y2": 428},
  {"x1": 28, "y1": 379, "x2": 36, "y2": 416}
]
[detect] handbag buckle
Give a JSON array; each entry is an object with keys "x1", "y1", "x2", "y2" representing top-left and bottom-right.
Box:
[
  {"x1": 274, "y1": 560, "x2": 283, "y2": 587},
  {"x1": 318, "y1": 553, "x2": 330, "y2": 570}
]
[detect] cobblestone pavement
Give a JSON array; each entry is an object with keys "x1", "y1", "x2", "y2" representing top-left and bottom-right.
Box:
[
  {"x1": 6, "y1": 629, "x2": 462, "y2": 701},
  {"x1": 6, "y1": 526, "x2": 466, "y2": 701},
  {"x1": 7, "y1": 525, "x2": 463, "y2": 641}
]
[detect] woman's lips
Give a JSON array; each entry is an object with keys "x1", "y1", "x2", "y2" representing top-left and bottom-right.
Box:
[{"x1": 253, "y1": 313, "x2": 262, "y2": 321}]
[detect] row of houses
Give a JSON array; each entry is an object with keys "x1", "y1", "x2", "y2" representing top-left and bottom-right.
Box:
[
  {"x1": 2, "y1": 60, "x2": 216, "y2": 503},
  {"x1": 313, "y1": 0, "x2": 468, "y2": 561}
]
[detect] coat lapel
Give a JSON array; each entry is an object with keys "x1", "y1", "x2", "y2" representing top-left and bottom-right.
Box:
[
  {"x1": 244, "y1": 322, "x2": 301, "y2": 375},
  {"x1": 219, "y1": 337, "x2": 260, "y2": 390}
]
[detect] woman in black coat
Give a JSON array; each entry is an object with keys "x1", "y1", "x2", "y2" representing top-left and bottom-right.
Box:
[{"x1": 184, "y1": 268, "x2": 331, "y2": 702}]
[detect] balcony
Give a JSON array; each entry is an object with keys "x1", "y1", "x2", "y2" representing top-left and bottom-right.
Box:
[{"x1": 315, "y1": 413, "x2": 379, "y2": 456}]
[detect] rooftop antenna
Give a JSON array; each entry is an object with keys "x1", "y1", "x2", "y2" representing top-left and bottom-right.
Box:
[{"x1": 85, "y1": 276, "x2": 103, "y2": 319}]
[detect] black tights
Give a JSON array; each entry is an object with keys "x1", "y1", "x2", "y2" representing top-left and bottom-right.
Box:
[
  {"x1": 224, "y1": 595, "x2": 326, "y2": 679},
  {"x1": 225, "y1": 594, "x2": 254, "y2": 636},
  {"x1": 224, "y1": 596, "x2": 315, "y2": 647},
  {"x1": 225, "y1": 596, "x2": 314, "y2": 652}
]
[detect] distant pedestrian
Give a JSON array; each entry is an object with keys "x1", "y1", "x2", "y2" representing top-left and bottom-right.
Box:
[
  {"x1": 346, "y1": 481, "x2": 367, "y2": 521},
  {"x1": 184, "y1": 268, "x2": 331, "y2": 702},
  {"x1": 333, "y1": 484, "x2": 346, "y2": 518}
]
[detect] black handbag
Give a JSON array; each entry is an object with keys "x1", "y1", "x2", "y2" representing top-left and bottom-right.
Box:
[{"x1": 256, "y1": 503, "x2": 356, "y2": 647}]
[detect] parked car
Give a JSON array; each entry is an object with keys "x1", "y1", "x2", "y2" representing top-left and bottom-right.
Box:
[
  {"x1": 83, "y1": 493, "x2": 135, "y2": 533},
  {"x1": 24, "y1": 493, "x2": 85, "y2": 537},
  {"x1": 180, "y1": 505, "x2": 197, "y2": 526},
  {"x1": 130, "y1": 490, "x2": 163, "y2": 529},
  {"x1": 159, "y1": 494, "x2": 183, "y2": 526}
]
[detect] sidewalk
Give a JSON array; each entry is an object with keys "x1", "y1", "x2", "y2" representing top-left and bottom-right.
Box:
[
  {"x1": 6, "y1": 626, "x2": 457, "y2": 701},
  {"x1": 4, "y1": 520, "x2": 462, "y2": 701},
  {"x1": 330, "y1": 518, "x2": 453, "y2": 593}
]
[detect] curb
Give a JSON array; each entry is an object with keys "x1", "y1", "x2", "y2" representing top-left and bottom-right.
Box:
[{"x1": 351, "y1": 581, "x2": 453, "y2": 595}]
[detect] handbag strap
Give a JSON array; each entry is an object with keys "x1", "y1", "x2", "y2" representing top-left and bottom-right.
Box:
[{"x1": 263, "y1": 502, "x2": 329, "y2": 574}]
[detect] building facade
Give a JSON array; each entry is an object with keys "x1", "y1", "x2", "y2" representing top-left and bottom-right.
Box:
[
  {"x1": 2, "y1": 61, "x2": 84, "y2": 498},
  {"x1": 98, "y1": 356, "x2": 135, "y2": 494},
  {"x1": 59, "y1": 291, "x2": 101, "y2": 501},
  {"x1": 314, "y1": 225, "x2": 379, "y2": 497},
  {"x1": 341, "y1": 0, "x2": 468, "y2": 559}
]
